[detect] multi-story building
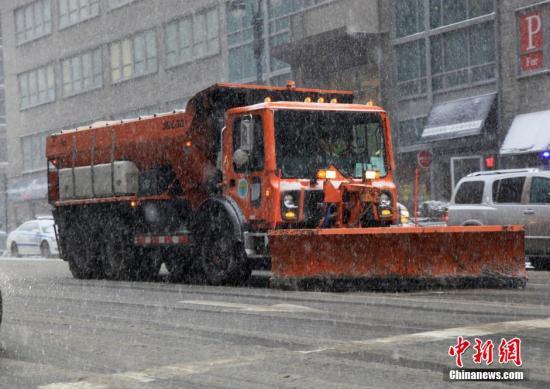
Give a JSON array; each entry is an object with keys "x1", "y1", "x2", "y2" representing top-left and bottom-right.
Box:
[
  {"x1": 1, "y1": 0, "x2": 356, "y2": 228},
  {"x1": 498, "y1": 0, "x2": 550, "y2": 171},
  {"x1": 389, "y1": 0, "x2": 550, "y2": 208},
  {"x1": 388, "y1": 0, "x2": 498, "y2": 206}
]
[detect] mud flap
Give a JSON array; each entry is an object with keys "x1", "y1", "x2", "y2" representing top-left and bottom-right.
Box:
[{"x1": 268, "y1": 226, "x2": 527, "y2": 292}]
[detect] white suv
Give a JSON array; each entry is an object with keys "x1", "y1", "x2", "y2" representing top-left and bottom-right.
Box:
[{"x1": 448, "y1": 169, "x2": 550, "y2": 270}]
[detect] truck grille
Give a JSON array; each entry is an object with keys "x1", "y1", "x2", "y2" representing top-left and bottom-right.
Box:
[{"x1": 303, "y1": 190, "x2": 324, "y2": 227}]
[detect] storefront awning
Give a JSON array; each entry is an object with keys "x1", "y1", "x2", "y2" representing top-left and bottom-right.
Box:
[
  {"x1": 421, "y1": 93, "x2": 496, "y2": 142},
  {"x1": 500, "y1": 109, "x2": 550, "y2": 155}
]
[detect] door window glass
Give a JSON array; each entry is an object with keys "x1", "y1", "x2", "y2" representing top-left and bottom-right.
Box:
[
  {"x1": 454, "y1": 181, "x2": 484, "y2": 204},
  {"x1": 530, "y1": 177, "x2": 550, "y2": 204},
  {"x1": 493, "y1": 177, "x2": 525, "y2": 203},
  {"x1": 233, "y1": 115, "x2": 264, "y2": 172}
]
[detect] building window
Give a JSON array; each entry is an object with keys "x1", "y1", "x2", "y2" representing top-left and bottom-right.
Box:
[
  {"x1": 395, "y1": 39, "x2": 427, "y2": 98},
  {"x1": 15, "y1": 0, "x2": 52, "y2": 45},
  {"x1": 21, "y1": 132, "x2": 51, "y2": 172},
  {"x1": 395, "y1": 0, "x2": 424, "y2": 38},
  {"x1": 18, "y1": 65, "x2": 55, "y2": 110},
  {"x1": 110, "y1": 30, "x2": 157, "y2": 83},
  {"x1": 59, "y1": 0, "x2": 99, "y2": 29},
  {"x1": 398, "y1": 117, "x2": 426, "y2": 147},
  {"x1": 430, "y1": 0, "x2": 493, "y2": 29},
  {"x1": 165, "y1": 8, "x2": 219, "y2": 68},
  {"x1": 62, "y1": 48, "x2": 102, "y2": 97},
  {"x1": 431, "y1": 22, "x2": 495, "y2": 92}
]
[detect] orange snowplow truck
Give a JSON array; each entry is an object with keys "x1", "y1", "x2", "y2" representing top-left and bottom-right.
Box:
[{"x1": 46, "y1": 82, "x2": 526, "y2": 290}]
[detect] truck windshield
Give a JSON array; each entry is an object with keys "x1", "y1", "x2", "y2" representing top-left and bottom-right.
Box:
[{"x1": 274, "y1": 110, "x2": 387, "y2": 178}]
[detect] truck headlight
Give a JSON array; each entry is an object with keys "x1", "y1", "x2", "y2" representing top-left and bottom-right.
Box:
[
  {"x1": 283, "y1": 194, "x2": 298, "y2": 209},
  {"x1": 282, "y1": 191, "x2": 300, "y2": 220}
]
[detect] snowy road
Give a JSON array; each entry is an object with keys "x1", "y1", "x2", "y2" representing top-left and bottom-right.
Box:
[{"x1": 0, "y1": 258, "x2": 549, "y2": 388}]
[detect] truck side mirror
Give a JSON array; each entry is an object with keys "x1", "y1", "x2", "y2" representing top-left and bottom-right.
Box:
[{"x1": 233, "y1": 148, "x2": 250, "y2": 168}]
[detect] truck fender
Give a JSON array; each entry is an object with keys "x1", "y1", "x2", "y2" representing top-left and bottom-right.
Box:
[{"x1": 194, "y1": 196, "x2": 247, "y2": 243}]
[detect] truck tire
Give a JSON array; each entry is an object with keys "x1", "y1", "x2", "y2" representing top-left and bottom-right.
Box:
[
  {"x1": 65, "y1": 232, "x2": 103, "y2": 279},
  {"x1": 193, "y1": 199, "x2": 251, "y2": 285},
  {"x1": 102, "y1": 219, "x2": 137, "y2": 281},
  {"x1": 133, "y1": 248, "x2": 162, "y2": 281},
  {"x1": 165, "y1": 247, "x2": 194, "y2": 282}
]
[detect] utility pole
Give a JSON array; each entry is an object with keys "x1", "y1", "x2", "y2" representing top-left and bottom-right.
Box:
[
  {"x1": 2, "y1": 172, "x2": 7, "y2": 233},
  {"x1": 229, "y1": 0, "x2": 264, "y2": 85},
  {"x1": 252, "y1": 0, "x2": 264, "y2": 85}
]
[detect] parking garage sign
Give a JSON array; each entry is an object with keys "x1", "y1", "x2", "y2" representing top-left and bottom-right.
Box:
[{"x1": 519, "y1": 10, "x2": 544, "y2": 72}]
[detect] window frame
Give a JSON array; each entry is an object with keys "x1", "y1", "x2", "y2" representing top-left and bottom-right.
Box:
[
  {"x1": 164, "y1": 7, "x2": 220, "y2": 69},
  {"x1": 15, "y1": 0, "x2": 52, "y2": 46},
  {"x1": 18, "y1": 64, "x2": 56, "y2": 110},
  {"x1": 430, "y1": 21, "x2": 496, "y2": 93},
  {"x1": 454, "y1": 180, "x2": 485, "y2": 205},
  {"x1": 492, "y1": 177, "x2": 527, "y2": 204},
  {"x1": 62, "y1": 47, "x2": 103, "y2": 97},
  {"x1": 529, "y1": 176, "x2": 550, "y2": 204},
  {"x1": 110, "y1": 29, "x2": 158, "y2": 84},
  {"x1": 58, "y1": 0, "x2": 100, "y2": 30}
]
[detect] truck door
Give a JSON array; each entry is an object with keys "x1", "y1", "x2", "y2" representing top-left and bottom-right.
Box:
[{"x1": 227, "y1": 114, "x2": 265, "y2": 220}]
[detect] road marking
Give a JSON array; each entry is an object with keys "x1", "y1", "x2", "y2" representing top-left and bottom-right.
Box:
[
  {"x1": 40, "y1": 354, "x2": 274, "y2": 389},
  {"x1": 304, "y1": 316, "x2": 550, "y2": 354},
  {"x1": 179, "y1": 299, "x2": 323, "y2": 313}
]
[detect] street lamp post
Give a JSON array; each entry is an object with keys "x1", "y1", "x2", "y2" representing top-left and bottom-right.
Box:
[{"x1": 252, "y1": 0, "x2": 264, "y2": 85}]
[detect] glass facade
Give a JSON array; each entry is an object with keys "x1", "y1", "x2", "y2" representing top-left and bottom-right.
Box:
[
  {"x1": 394, "y1": 0, "x2": 496, "y2": 99},
  {"x1": 226, "y1": 0, "x2": 332, "y2": 84}
]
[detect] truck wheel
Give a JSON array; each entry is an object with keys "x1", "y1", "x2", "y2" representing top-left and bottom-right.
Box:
[
  {"x1": 132, "y1": 248, "x2": 162, "y2": 281},
  {"x1": 102, "y1": 222, "x2": 136, "y2": 281},
  {"x1": 194, "y1": 200, "x2": 251, "y2": 285},
  {"x1": 65, "y1": 232, "x2": 103, "y2": 279},
  {"x1": 165, "y1": 247, "x2": 194, "y2": 282}
]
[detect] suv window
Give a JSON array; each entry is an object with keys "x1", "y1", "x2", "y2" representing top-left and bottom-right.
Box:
[
  {"x1": 455, "y1": 181, "x2": 484, "y2": 204},
  {"x1": 530, "y1": 177, "x2": 550, "y2": 204},
  {"x1": 492, "y1": 177, "x2": 525, "y2": 203}
]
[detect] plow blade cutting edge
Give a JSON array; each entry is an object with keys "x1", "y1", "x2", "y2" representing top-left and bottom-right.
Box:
[{"x1": 269, "y1": 225, "x2": 527, "y2": 292}]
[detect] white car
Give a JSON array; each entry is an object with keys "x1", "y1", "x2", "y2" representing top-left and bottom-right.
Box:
[{"x1": 7, "y1": 218, "x2": 59, "y2": 258}]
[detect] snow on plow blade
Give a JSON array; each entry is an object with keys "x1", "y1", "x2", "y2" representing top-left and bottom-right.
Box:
[{"x1": 269, "y1": 225, "x2": 527, "y2": 292}]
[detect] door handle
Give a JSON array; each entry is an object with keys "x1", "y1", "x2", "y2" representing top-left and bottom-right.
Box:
[{"x1": 523, "y1": 209, "x2": 535, "y2": 215}]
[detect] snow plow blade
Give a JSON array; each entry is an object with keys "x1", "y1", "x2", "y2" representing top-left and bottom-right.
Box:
[{"x1": 269, "y1": 225, "x2": 527, "y2": 292}]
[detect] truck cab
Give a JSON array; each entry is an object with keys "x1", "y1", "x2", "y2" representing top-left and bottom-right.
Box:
[{"x1": 223, "y1": 101, "x2": 398, "y2": 230}]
